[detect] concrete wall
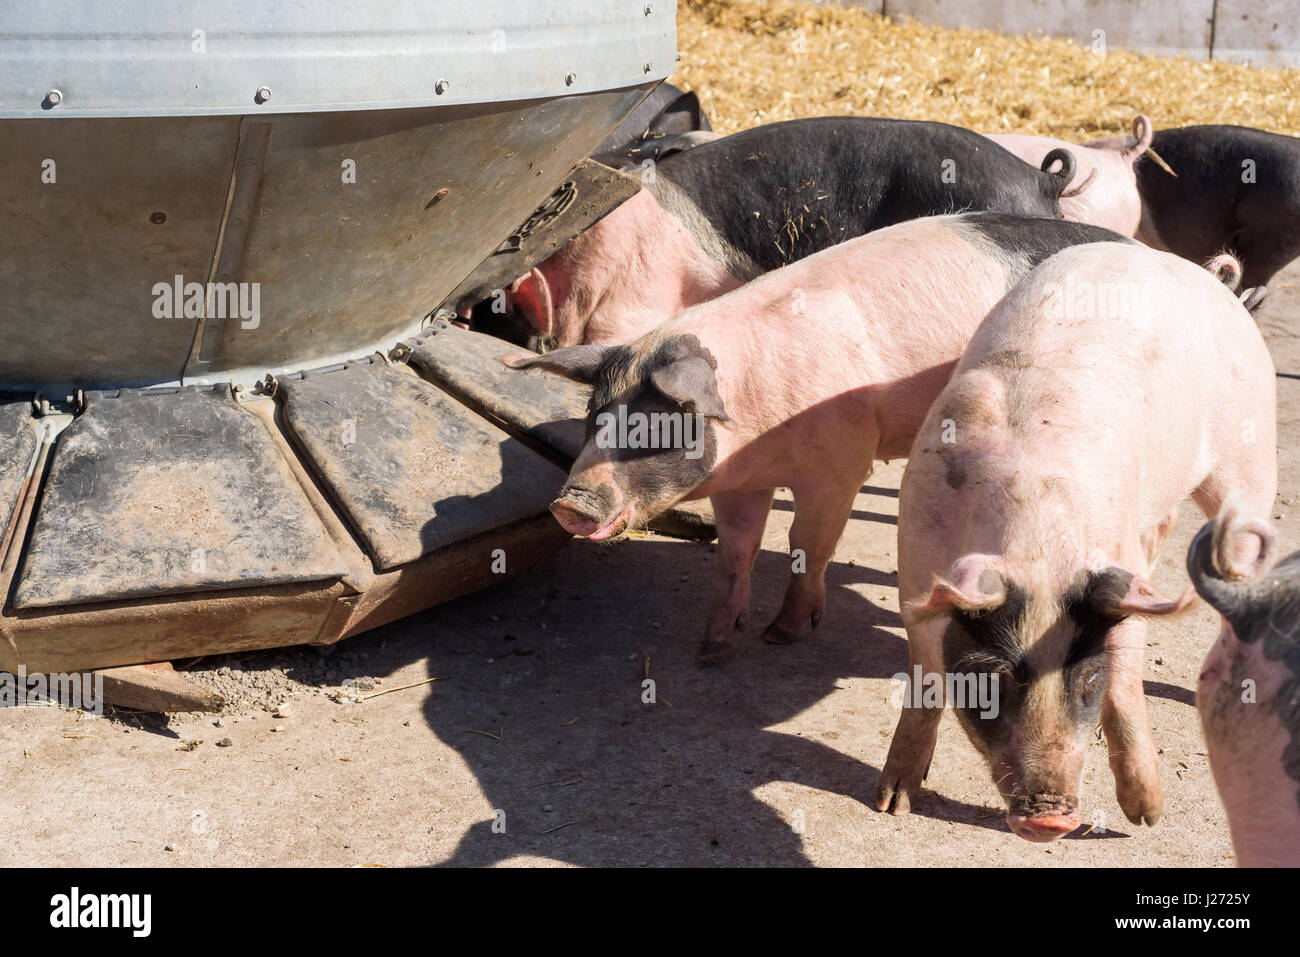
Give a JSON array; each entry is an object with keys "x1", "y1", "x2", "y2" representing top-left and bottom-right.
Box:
[
  {"x1": 1212, "y1": 0, "x2": 1300, "y2": 66},
  {"x1": 818, "y1": 0, "x2": 1300, "y2": 67}
]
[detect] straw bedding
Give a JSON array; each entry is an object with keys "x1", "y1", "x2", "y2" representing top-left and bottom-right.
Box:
[{"x1": 670, "y1": 0, "x2": 1300, "y2": 139}]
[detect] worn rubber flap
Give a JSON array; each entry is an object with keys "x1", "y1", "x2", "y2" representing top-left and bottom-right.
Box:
[
  {"x1": 0, "y1": 400, "x2": 37, "y2": 544},
  {"x1": 14, "y1": 388, "x2": 346, "y2": 610},
  {"x1": 278, "y1": 359, "x2": 567, "y2": 571},
  {"x1": 409, "y1": 321, "x2": 589, "y2": 461}
]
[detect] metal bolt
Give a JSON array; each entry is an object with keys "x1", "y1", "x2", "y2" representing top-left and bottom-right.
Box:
[
  {"x1": 254, "y1": 86, "x2": 272, "y2": 103},
  {"x1": 45, "y1": 89, "x2": 62, "y2": 107},
  {"x1": 644, "y1": 63, "x2": 652, "y2": 73},
  {"x1": 565, "y1": 72, "x2": 577, "y2": 86},
  {"x1": 435, "y1": 79, "x2": 449, "y2": 95},
  {"x1": 644, "y1": 4, "x2": 653, "y2": 15}
]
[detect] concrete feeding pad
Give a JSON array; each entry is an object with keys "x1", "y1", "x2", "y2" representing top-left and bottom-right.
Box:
[
  {"x1": 277, "y1": 358, "x2": 568, "y2": 571},
  {"x1": 13, "y1": 388, "x2": 346, "y2": 610}
]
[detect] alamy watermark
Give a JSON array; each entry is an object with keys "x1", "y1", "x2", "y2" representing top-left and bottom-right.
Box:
[
  {"x1": 891, "y1": 665, "x2": 1000, "y2": 719},
  {"x1": 152, "y1": 274, "x2": 261, "y2": 329},
  {"x1": 1, "y1": 667, "x2": 104, "y2": 714},
  {"x1": 594, "y1": 406, "x2": 706, "y2": 460},
  {"x1": 1041, "y1": 276, "x2": 1153, "y2": 325}
]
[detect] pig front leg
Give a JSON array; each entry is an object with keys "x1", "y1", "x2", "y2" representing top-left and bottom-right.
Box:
[
  {"x1": 762, "y1": 480, "x2": 860, "y2": 645},
  {"x1": 699, "y1": 488, "x2": 776, "y2": 664},
  {"x1": 877, "y1": 616, "x2": 947, "y2": 815},
  {"x1": 1101, "y1": 616, "x2": 1162, "y2": 826}
]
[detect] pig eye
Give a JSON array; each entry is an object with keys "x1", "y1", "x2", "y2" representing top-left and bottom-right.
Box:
[{"x1": 1077, "y1": 666, "x2": 1103, "y2": 703}]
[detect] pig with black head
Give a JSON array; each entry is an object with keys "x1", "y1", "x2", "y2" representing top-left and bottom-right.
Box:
[
  {"x1": 1189, "y1": 499, "x2": 1300, "y2": 867},
  {"x1": 506, "y1": 212, "x2": 1133, "y2": 663}
]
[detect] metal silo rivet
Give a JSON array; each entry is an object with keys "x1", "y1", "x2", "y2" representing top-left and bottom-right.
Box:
[
  {"x1": 255, "y1": 86, "x2": 272, "y2": 103},
  {"x1": 565, "y1": 72, "x2": 577, "y2": 86},
  {"x1": 46, "y1": 89, "x2": 63, "y2": 106},
  {"x1": 435, "y1": 79, "x2": 449, "y2": 94}
]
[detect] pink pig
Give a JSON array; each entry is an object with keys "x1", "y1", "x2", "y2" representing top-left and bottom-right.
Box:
[
  {"x1": 504, "y1": 187, "x2": 743, "y2": 351},
  {"x1": 987, "y1": 115, "x2": 1153, "y2": 236},
  {"x1": 878, "y1": 241, "x2": 1276, "y2": 841},
  {"x1": 506, "y1": 213, "x2": 1131, "y2": 663}
]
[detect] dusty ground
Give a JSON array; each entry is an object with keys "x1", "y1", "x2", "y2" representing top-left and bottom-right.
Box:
[{"x1": 1, "y1": 262, "x2": 1296, "y2": 867}]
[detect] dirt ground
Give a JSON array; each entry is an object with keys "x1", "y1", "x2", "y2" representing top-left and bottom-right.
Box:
[{"x1": 0, "y1": 258, "x2": 1294, "y2": 867}]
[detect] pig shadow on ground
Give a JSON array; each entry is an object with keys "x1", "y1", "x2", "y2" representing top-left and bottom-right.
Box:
[
  {"x1": 770, "y1": 495, "x2": 898, "y2": 526},
  {"x1": 1143, "y1": 680, "x2": 1195, "y2": 706},
  {"x1": 359, "y1": 517, "x2": 1030, "y2": 866}
]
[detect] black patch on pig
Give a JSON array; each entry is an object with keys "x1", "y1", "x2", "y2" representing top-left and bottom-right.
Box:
[
  {"x1": 1136, "y1": 125, "x2": 1300, "y2": 288},
  {"x1": 575, "y1": 334, "x2": 727, "y2": 515},
  {"x1": 944, "y1": 458, "x2": 967, "y2": 489},
  {"x1": 655, "y1": 117, "x2": 1075, "y2": 272},
  {"x1": 943, "y1": 575, "x2": 1117, "y2": 759},
  {"x1": 962, "y1": 211, "x2": 1134, "y2": 284}
]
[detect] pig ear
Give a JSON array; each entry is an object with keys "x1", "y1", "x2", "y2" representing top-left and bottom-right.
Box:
[
  {"x1": 1088, "y1": 565, "x2": 1197, "y2": 619},
  {"x1": 501, "y1": 344, "x2": 608, "y2": 384},
  {"x1": 904, "y1": 554, "x2": 1008, "y2": 623},
  {"x1": 508, "y1": 268, "x2": 554, "y2": 337},
  {"x1": 649, "y1": 356, "x2": 729, "y2": 421}
]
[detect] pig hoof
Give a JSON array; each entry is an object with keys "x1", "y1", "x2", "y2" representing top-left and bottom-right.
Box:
[
  {"x1": 1114, "y1": 775, "x2": 1163, "y2": 827},
  {"x1": 761, "y1": 622, "x2": 802, "y2": 645},
  {"x1": 1120, "y1": 802, "x2": 1162, "y2": 827},
  {"x1": 696, "y1": 638, "x2": 735, "y2": 665},
  {"x1": 875, "y1": 779, "x2": 915, "y2": 816}
]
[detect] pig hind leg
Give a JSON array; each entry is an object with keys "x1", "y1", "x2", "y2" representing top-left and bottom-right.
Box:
[
  {"x1": 762, "y1": 479, "x2": 862, "y2": 645},
  {"x1": 700, "y1": 488, "x2": 776, "y2": 664}
]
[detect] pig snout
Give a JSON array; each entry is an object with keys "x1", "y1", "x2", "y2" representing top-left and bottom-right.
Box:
[
  {"x1": 550, "y1": 485, "x2": 631, "y2": 541},
  {"x1": 1006, "y1": 794, "x2": 1082, "y2": 842},
  {"x1": 990, "y1": 738, "x2": 1086, "y2": 841}
]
